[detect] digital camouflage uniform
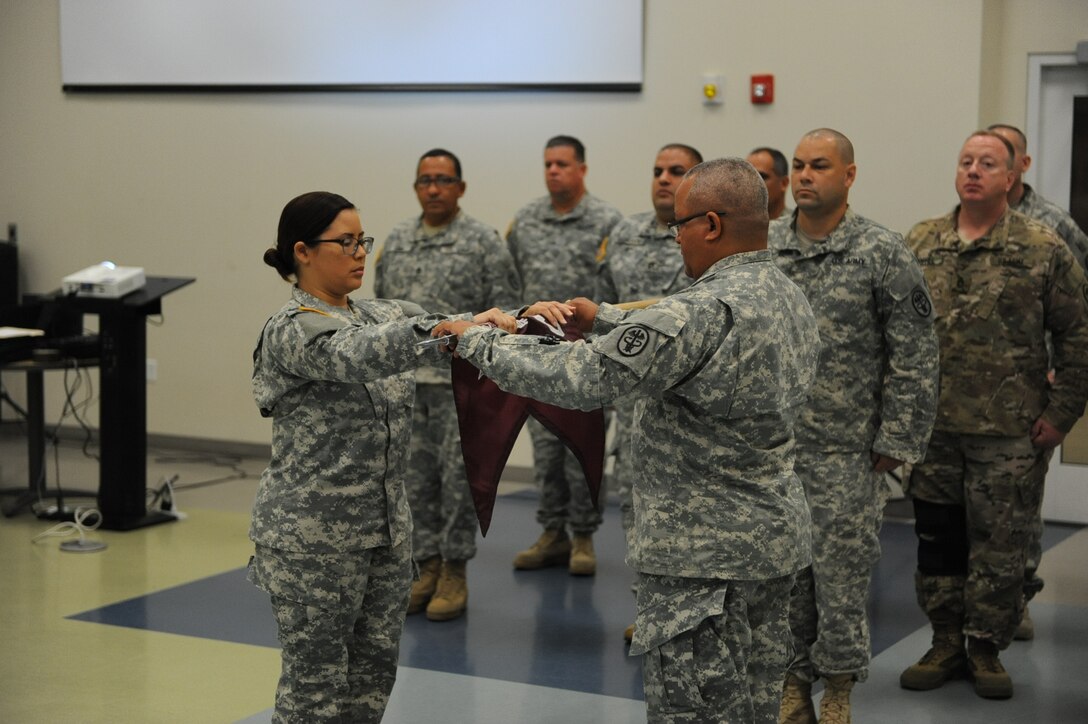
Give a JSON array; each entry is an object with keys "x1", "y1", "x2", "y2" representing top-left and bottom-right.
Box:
[
  {"x1": 1009, "y1": 184, "x2": 1088, "y2": 601},
  {"x1": 374, "y1": 211, "x2": 522, "y2": 562},
  {"x1": 1014, "y1": 184, "x2": 1088, "y2": 272},
  {"x1": 249, "y1": 287, "x2": 450, "y2": 723},
  {"x1": 906, "y1": 207, "x2": 1088, "y2": 648},
  {"x1": 506, "y1": 192, "x2": 622, "y2": 534},
  {"x1": 768, "y1": 209, "x2": 939, "y2": 683},
  {"x1": 596, "y1": 210, "x2": 691, "y2": 534},
  {"x1": 458, "y1": 250, "x2": 820, "y2": 723}
]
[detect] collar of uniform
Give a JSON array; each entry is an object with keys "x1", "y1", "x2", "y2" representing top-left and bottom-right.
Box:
[
  {"x1": 412, "y1": 209, "x2": 462, "y2": 242},
  {"x1": 544, "y1": 192, "x2": 589, "y2": 222},
  {"x1": 290, "y1": 285, "x2": 360, "y2": 321},
  {"x1": 642, "y1": 212, "x2": 673, "y2": 241},
  {"x1": 774, "y1": 207, "x2": 858, "y2": 257},
  {"x1": 696, "y1": 248, "x2": 775, "y2": 284},
  {"x1": 1016, "y1": 184, "x2": 1039, "y2": 213},
  {"x1": 951, "y1": 205, "x2": 1011, "y2": 252}
]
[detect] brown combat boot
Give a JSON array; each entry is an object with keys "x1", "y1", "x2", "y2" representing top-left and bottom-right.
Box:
[
  {"x1": 407, "y1": 555, "x2": 441, "y2": 615},
  {"x1": 1013, "y1": 606, "x2": 1034, "y2": 641},
  {"x1": 778, "y1": 673, "x2": 816, "y2": 724},
  {"x1": 569, "y1": 533, "x2": 596, "y2": 576},
  {"x1": 425, "y1": 560, "x2": 468, "y2": 621},
  {"x1": 899, "y1": 625, "x2": 967, "y2": 690},
  {"x1": 513, "y1": 529, "x2": 571, "y2": 570},
  {"x1": 818, "y1": 674, "x2": 854, "y2": 724},
  {"x1": 967, "y1": 637, "x2": 1013, "y2": 699}
]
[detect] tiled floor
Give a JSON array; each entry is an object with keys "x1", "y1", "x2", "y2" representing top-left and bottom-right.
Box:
[{"x1": 1, "y1": 430, "x2": 1086, "y2": 723}]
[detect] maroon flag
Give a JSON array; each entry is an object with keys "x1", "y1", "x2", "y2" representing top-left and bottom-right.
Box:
[{"x1": 451, "y1": 317, "x2": 605, "y2": 535}]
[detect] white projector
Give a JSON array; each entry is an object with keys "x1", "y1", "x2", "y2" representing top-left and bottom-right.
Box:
[{"x1": 62, "y1": 262, "x2": 146, "y2": 298}]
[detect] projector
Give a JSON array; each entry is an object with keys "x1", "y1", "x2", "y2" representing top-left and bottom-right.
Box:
[{"x1": 62, "y1": 262, "x2": 146, "y2": 298}]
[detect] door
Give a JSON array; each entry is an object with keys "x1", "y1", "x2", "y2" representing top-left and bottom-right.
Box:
[{"x1": 1030, "y1": 55, "x2": 1088, "y2": 524}]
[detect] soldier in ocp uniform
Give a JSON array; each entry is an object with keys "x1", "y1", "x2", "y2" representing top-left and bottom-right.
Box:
[
  {"x1": 770, "y1": 128, "x2": 940, "y2": 724},
  {"x1": 900, "y1": 131, "x2": 1088, "y2": 700},
  {"x1": 435, "y1": 158, "x2": 820, "y2": 723},
  {"x1": 373, "y1": 149, "x2": 522, "y2": 622},
  {"x1": 505, "y1": 135, "x2": 623, "y2": 576},
  {"x1": 250, "y1": 191, "x2": 515, "y2": 723},
  {"x1": 596, "y1": 142, "x2": 702, "y2": 643}
]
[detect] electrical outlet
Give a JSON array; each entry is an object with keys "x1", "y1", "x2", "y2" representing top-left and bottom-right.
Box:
[{"x1": 146, "y1": 358, "x2": 157, "y2": 382}]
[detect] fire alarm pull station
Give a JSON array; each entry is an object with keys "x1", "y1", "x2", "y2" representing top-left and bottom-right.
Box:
[{"x1": 751, "y1": 74, "x2": 774, "y2": 104}]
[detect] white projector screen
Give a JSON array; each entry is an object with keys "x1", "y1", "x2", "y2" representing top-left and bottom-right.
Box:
[{"x1": 59, "y1": 0, "x2": 644, "y2": 91}]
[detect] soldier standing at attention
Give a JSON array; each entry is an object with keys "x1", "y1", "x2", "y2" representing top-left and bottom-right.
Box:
[
  {"x1": 900, "y1": 130, "x2": 1088, "y2": 700},
  {"x1": 770, "y1": 128, "x2": 940, "y2": 724},
  {"x1": 373, "y1": 149, "x2": 521, "y2": 621},
  {"x1": 505, "y1": 135, "x2": 623, "y2": 576},
  {"x1": 434, "y1": 158, "x2": 821, "y2": 723},
  {"x1": 249, "y1": 191, "x2": 514, "y2": 722}
]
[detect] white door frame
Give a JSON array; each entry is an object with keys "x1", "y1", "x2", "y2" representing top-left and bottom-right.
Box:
[{"x1": 1026, "y1": 51, "x2": 1088, "y2": 524}]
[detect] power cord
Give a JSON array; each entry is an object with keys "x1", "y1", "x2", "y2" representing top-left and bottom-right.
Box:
[
  {"x1": 146, "y1": 474, "x2": 186, "y2": 519},
  {"x1": 31, "y1": 507, "x2": 107, "y2": 552}
]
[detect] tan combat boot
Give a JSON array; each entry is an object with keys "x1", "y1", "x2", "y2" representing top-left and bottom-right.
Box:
[
  {"x1": 407, "y1": 555, "x2": 441, "y2": 615},
  {"x1": 778, "y1": 673, "x2": 816, "y2": 724},
  {"x1": 513, "y1": 529, "x2": 571, "y2": 569},
  {"x1": 569, "y1": 533, "x2": 596, "y2": 576},
  {"x1": 426, "y1": 560, "x2": 467, "y2": 621},
  {"x1": 967, "y1": 637, "x2": 1013, "y2": 699},
  {"x1": 899, "y1": 625, "x2": 967, "y2": 690},
  {"x1": 818, "y1": 674, "x2": 854, "y2": 724},
  {"x1": 1013, "y1": 606, "x2": 1034, "y2": 641}
]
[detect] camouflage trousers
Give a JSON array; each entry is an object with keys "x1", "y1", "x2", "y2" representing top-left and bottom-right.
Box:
[
  {"x1": 905, "y1": 431, "x2": 1049, "y2": 648},
  {"x1": 248, "y1": 541, "x2": 412, "y2": 723},
  {"x1": 1023, "y1": 473, "x2": 1049, "y2": 601},
  {"x1": 631, "y1": 573, "x2": 794, "y2": 724},
  {"x1": 527, "y1": 417, "x2": 603, "y2": 534},
  {"x1": 787, "y1": 449, "x2": 887, "y2": 682},
  {"x1": 406, "y1": 383, "x2": 478, "y2": 562}
]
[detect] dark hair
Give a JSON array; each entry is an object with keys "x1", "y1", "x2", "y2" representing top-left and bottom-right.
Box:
[
  {"x1": 264, "y1": 191, "x2": 355, "y2": 281},
  {"x1": 418, "y1": 148, "x2": 462, "y2": 179},
  {"x1": 660, "y1": 143, "x2": 704, "y2": 165},
  {"x1": 545, "y1": 135, "x2": 586, "y2": 163},
  {"x1": 748, "y1": 146, "x2": 788, "y2": 177}
]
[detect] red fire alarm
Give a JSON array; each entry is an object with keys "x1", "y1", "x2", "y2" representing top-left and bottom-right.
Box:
[{"x1": 751, "y1": 74, "x2": 774, "y2": 104}]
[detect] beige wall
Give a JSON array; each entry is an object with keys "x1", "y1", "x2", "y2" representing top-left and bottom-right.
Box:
[
  {"x1": 0, "y1": 0, "x2": 1078, "y2": 452},
  {"x1": 980, "y1": 0, "x2": 1088, "y2": 127}
]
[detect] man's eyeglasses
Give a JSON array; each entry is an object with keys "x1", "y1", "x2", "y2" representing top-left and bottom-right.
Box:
[
  {"x1": 310, "y1": 235, "x2": 375, "y2": 255},
  {"x1": 667, "y1": 210, "x2": 727, "y2": 238},
  {"x1": 414, "y1": 175, "x2": 461, "y2": 189}
]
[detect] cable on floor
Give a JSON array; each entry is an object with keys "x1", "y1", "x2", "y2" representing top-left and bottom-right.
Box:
[{"x1": 31, "y1": 507, "x2": 107, "y2": 552}]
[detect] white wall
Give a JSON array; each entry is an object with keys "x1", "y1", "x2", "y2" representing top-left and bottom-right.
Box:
[{"x1": 0, "y1": 0, "x2": 1070, "y2": 454}]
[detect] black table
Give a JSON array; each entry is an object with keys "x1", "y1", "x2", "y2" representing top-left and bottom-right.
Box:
[
  {"x1": 0, "y1": 357, "x2": 100, "y2": 518},
  {"x1": 2, "y1": 276, "x2": 196, "y2": 529}
]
